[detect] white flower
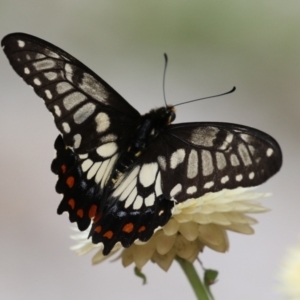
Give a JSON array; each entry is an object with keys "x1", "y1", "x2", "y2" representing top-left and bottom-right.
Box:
[
  {"x1": 71, "y1": 187, "x2": 270, "y2": 271},
  {"x1": 278, "y1": 244, "x2": 300, "y2": 299}
]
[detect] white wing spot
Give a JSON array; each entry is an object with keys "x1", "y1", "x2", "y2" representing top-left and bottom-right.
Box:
[
  {"x1": 113, "y1": 166, "x2": 140, "y2": 197},
  {"x1": 236, "y1": 174, "x2": 243, "y2": 181},
  {"x1": 266, "y1": 148, "x2": 273, "y2": 157},
  {"x1": 87, "y1": 162, "x2": 101, "y2": 180},
  {"x1": 170, "y1": 183, "x2": 182, "y2": 198},
  {"x1": 240, "y1": 134, "x2": 252, "y2": 143},
  {"x1": 45, "y1": 90, "x2": 52, "y2": 99},
  {"x1": 96, "y1": 142, "x2": 118, "y2": 158},
  {"x1": 95, "y1": 112, "x2": 110, "y2": 133},
  {"x1": 230, "y1": 154, "x2": 240, "y2": 166},
  {"x1": 17, "y1": 40, "x2": 25, "y2": 47},
  {"x1": 26, "y1": 54, "x2": 31, "y2": 60},
  {"x1": 73, "y1": 103, "x2": 96, "y2": 124},
  {"x1": 79, "y1": 73, "x2": 109, "y2": 104},
  {"x1": 24, "y1": 67, "x2": 30, "y2": 74},
  {"x1": 65, "y1": 63, "x2": 74, "y2": 82},
  {"x1": 100, "y1": 155, "x2": 118, "y2": 188},
  {"x1": 201, "y1": 150, "x2": 214, "y2": 176},
  {"x1": 157, "y1": 156, "x2": 167, "y2": 171},
  {"x1": 187, "y1": 186, "x2": 197, "y2": 194},
  {"x1": 33, "y1": 59, "x2": 56, "y2": 71},
  {"x1": 44, "y1": 71, "x2": 58, "y2": 81},
  {"x1": 62, "y1": 122, "x2": 70, "y2": 133},
  {"x1": 238, "y1": 143, "x2": 252, "y2": 166},
  {"x1": 125, "y1": 188, "x2": 137, "y2": 208},
  {"x1": 139, "y1": 163, "x2": 158, "y2": 187},
  {"x1": 120, "y1": 177, "x2": 137, "y2": 201},
  {"x1": 95, "y1": 162, "x2": 105, "y2": 184},
  {"x1": 190, "y1": 127, "x2": 219, "y2": 146},
  {"x1": 63, "y1": 92, "x2": 86, "y2": 110},
  {"x1": 170, "y1": 149, "x2": 186, "y2": 169},
  {"x1": 36, "y1": 53, "x2": 46, "y2": 59},
  {"x1": 133, "y1": 196, "x2": 143, "y2": 210},
  {"x1": 204, "y1": 181, "x2": 214, "y2": 189},
  {"x1": 79, "y1": 153, "x2": 88, "y2": 159},
  {"x1": 101, "y1": 134, "x2": 117, "y2": 143},
  {"x1": 56, "y1": 82, "x2": 73, "y2": 94},
  {"x1": 221, "y1": 176, "x2": 229, "y2": 184},
  {"x1": 155, "y1": 172, "x2": 162, "y2": 196},
  {"x1": 187, "y1": 149, "x2": 198, "y2": 179},
  {"x1": 81, "y1": 159, "x2": 93, "y2": 172},
  {"x1": 249, "y1": 145, "x2": 255, "y2": 155},
  {"x1": 216, "y1": 152, "x2": 226, "y2": 170},
  {"x1": 145, "y1": 193, "x2": 155, "y2": 207},
  {"x1": 249, "y1": 172, "x2": 255, "y2": 179},
  {"x1": 45, "y1": 49, "x2": 60, "y2": 59},
  {"x1": 73, "y1": 134, "x2": 82, "y2": 149},
  {"x1": 218, "y1": 132, "x2": 234, "y2": 150},
  {"x1": 54, "y1": 105, "x2": 61, "y2": 117},
  {"x1": 33, "y1": 78, "x2": 41, "y2": 86}
]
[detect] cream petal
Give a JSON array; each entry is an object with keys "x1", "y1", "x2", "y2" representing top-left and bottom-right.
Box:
[
  {"x1": 163, "y1": 219, "x2": 180, "y2": 236},
  {"x1": 178, "y1": 222, "x2": 199, "y2": 241},
  {"x1": 151, "y1": 249, "x2": 176, "y2": 272},
  {"x1": 155, "y1": 233, "x2": 176, "y2": 255}
]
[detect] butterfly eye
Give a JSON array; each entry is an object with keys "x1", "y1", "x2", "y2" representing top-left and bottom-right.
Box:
[{"x1": 168, "y1": 110, "x2": 176, "y2": 124}]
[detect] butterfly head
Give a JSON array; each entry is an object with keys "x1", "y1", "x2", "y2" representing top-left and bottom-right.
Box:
[{"x1": 152, "y1": 105, "x2": 176, "y2": 126}]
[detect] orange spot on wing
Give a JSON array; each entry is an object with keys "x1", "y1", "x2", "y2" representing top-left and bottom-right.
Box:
[
  {"x1": 89, "y1": 205, "x2": 98, "y2": 219},
  {"x1": 93, "y1": 213, "x2": 103, "y2": 223},
  {"x1": 66, "y1": 176, "x2": 75, "y2": 188},
  {"x1": 94, "y1": 226, "x2": 102, "y2": 233},
  {"x1": 122, "y1": 223, "x2": 134, "y2": 233},
  {"x1": 138, "y1": 226, "x2": 146, "y2": 233},
  {"x1": 68, "y1": 199, "x2": 75, "y2": 209},
  {"x1": 103, "y1": 230, "x2": 113, "y2": 239},
  {"x1": 61, "y1": 164, "x2": 67, "y2": 174},
  {"x1": 76, "y1": 209, "x2": 84, "y2": 218}
]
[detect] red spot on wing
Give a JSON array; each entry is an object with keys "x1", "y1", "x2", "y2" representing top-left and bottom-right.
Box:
[
  {"x1": 89, "y1": 205, "x2": 98, "y2": 219},
  {"x1": 122, "y1": 223, "x2": 134, "y2": 233},
  {"x1": 103, "y1": 231, "x2": 113, "y2": 239},
  {"x1": 68, "y1": 198, "x2": 75, "y2": 209},
  {"x1": 76, "y1": 209, "x2": 84, "y2": 218},
  {"x1": 94, "y1": 226, "x2": 102, "y2": 233},
  {"x1": 66, "y1": 176, "x2": 75, "y2": 188},
  {"x1": 138, "y1": 226, "x2": 146, "y2": 233},
  {"x1": 61, "y1": 164, "x2": 67, "y2": 174}
]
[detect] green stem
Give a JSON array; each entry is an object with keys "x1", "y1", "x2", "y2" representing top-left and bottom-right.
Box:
[{"x1": 176, "y1": 257, "x2": 212, "y2": 300}]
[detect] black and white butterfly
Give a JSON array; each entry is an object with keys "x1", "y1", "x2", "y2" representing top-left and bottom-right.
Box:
[{"x1": 2, "y1": 33, "x2": 282, "y2": 255}]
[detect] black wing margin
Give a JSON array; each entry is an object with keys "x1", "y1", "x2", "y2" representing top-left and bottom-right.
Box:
[{"x1": 1, "y1": 33, "x2": 140, "y2": 153}]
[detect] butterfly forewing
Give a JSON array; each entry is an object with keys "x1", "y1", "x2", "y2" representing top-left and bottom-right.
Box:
[
  {"x1": 156, "y1": 122, "x2": 282, "y2": 202},
  {"x1": 1, "y1": 33, "x2": 140, "y2": 153}
]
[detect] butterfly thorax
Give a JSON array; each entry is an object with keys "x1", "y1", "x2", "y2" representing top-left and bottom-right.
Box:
[{"x1": 109, "y1": 106, "x2": 175, "y2": 185}]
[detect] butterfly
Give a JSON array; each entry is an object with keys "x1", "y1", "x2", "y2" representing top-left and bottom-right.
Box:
[{"x1": 1, "y1": 33, "x2": 282, "y2": 255}]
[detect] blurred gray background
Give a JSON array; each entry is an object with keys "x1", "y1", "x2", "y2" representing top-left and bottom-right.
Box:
[{"x1": 0, "y1": 1, "x2": 299, "y2": 299}]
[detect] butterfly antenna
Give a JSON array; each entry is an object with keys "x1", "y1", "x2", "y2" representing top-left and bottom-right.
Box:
[
  {"x1": 174, "y1": 86, "x2": 236, "y2": 107},
  {"x1": 163, "y1": 53, "x2": 168, "y2": 107}
]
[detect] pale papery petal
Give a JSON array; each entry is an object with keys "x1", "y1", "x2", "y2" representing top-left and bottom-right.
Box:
[
  {"x1": 155, "y1": 233, "x2": 176, "y2": 255},
  {"x1": 223, "y1": 223, "x2": 255, "y2": 235},
  {"x1": 198, "y1": 224, "x2": 229, "y2": 252},
  {"x1": 178, "y1": 222, "x2": 199, "y2": 241},
  {"x1": 207, "y1": 212, "x2": 231, "y2": 225},
  {"x1": 151, "y1": 249, "x2": 177, "y2": 272},
  {"x1": 162, "y1": 218, "x2": 179, "y2": 236}
]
